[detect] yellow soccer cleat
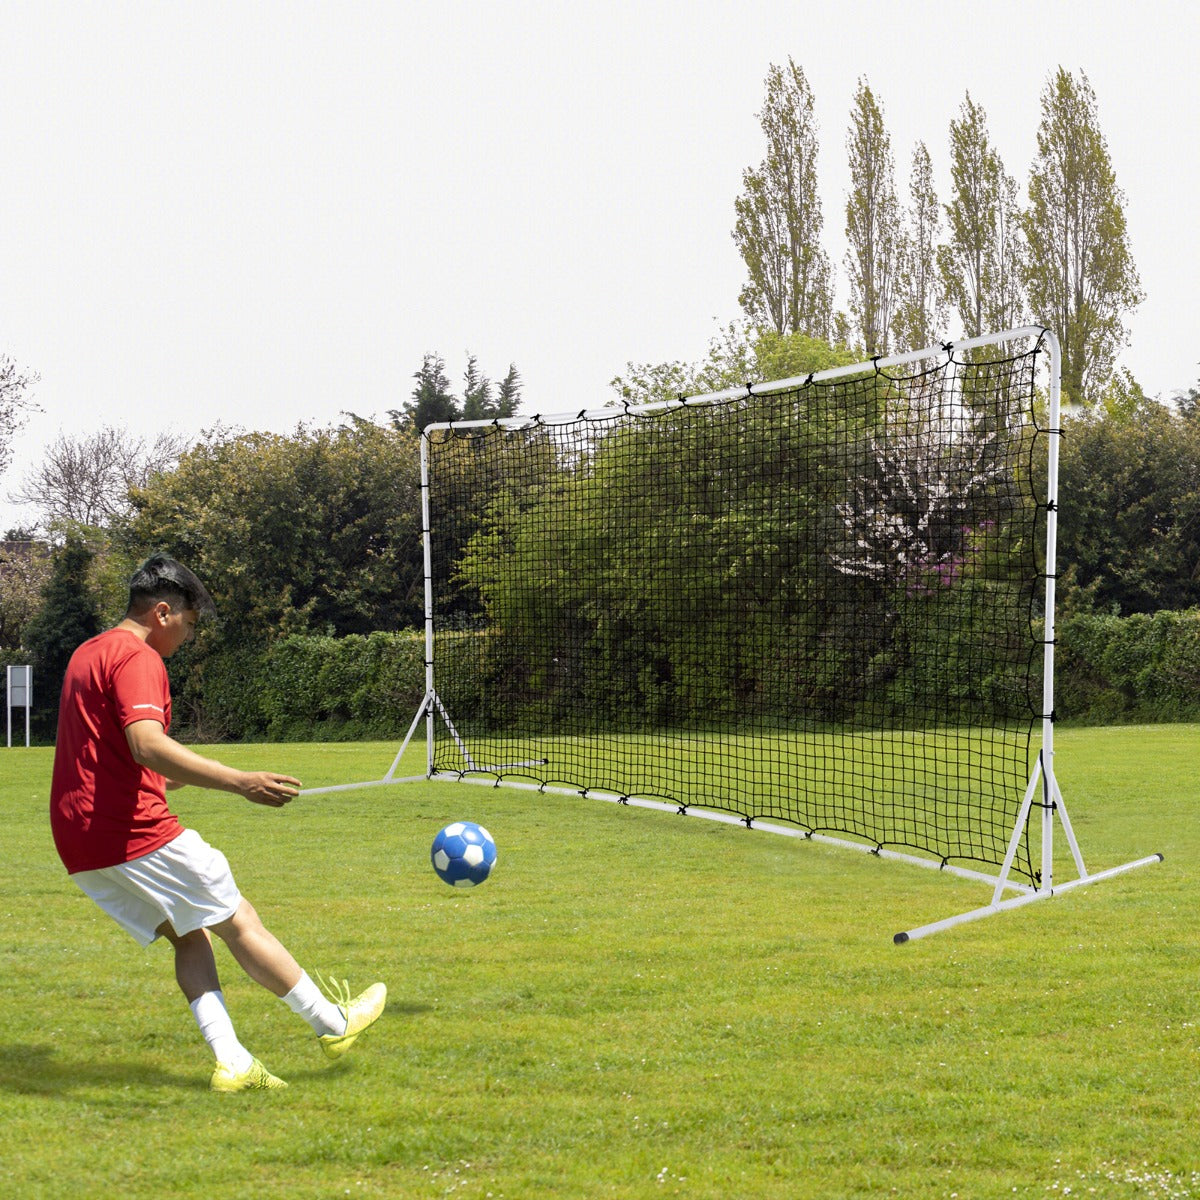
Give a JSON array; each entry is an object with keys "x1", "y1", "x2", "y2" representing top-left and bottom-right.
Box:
[
  {"x1": 316, "y1": 976, "x2": 388, "y2": 1061},
  {"x1": 210, "y1": 1056, "x2": 288, "y2": 1093}
]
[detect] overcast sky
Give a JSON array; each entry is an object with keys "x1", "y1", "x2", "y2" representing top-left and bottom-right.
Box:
[{"x1": 2, "y1": 1, "x2": 1197, "y2": 532}]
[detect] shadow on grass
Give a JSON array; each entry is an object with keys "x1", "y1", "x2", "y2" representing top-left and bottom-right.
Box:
[
  {"x1": 3, "y1": 1002, "x2": 428, "y2": 1097},
  {"x1": 0, "y1": 1043, "x2": 199, "y2": 1095},
  {"x1": 380, "y1": 999, "x2": 434, "y2": 1017}
]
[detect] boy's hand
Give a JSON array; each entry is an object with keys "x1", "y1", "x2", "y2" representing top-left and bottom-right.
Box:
[{"x1": 237, "y1": 772, "x2": 303, "y2": 807}]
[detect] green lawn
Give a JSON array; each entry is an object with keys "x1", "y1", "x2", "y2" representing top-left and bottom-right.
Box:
[{"x1": 1, "y1": 726, "x2": 1194, "y2": 1199}]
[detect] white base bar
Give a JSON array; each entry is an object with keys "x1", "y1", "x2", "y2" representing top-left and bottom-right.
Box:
[{"x1": 894, "y1": 853, "x2": 1164, "y2": 943}]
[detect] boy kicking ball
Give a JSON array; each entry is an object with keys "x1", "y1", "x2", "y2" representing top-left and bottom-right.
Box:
[{"x1": 50, "y1": 553, "x2": 385, "y2": 1091}]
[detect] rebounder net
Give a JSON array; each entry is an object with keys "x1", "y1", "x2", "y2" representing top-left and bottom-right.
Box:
[{"x1": 423, "y1": 331, "x2": 1051, "y2": 883}]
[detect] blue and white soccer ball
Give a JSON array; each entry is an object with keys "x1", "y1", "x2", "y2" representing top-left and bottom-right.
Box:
[{"x1": 430, "y1": 821, "x2": 497, "y2": 888}]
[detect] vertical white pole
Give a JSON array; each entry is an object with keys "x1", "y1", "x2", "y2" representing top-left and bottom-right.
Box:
[
  {"x1": 1040, "y1": 330, "x2": 1063, "y2": 889},
  {"x1": 5, "y1": 665, "x2": 11, "y2": 749},
  {"x1": 420, "y1": 431, "x2": 436, "y2": 778}
]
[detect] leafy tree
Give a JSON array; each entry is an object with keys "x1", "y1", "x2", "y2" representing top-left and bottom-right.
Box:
[
  {"x1": 732, "y1": 59, "x2": 833, "y2": 339},
  {"x1": 892, "y1": 141, "x2": 946, "y2": 353},
  {"x1": 1057, "y1": 399, "x2": 1200, "y2": 614},
  {"x1": 1176, "y1": 378, "x2": 1200, "y2": 422},
  {"x1": 1022, "y1": 68, "x2": 1142, "y2": 403},
  {"x1": 611, "y1": 322, "x2": 758, "y2": 407},
  {"x1": 830, "y1": 386, "x2": 1019, "y2": 589},
  {"x1": 455, "y1": 390, "x2": 879, "y2": 727},
  {"x1": 937, "y1": 94, "x2": 1026, "y2": 339},
  {"x1": 844, "y1": 79, "x2": 900, "y2": 355},
  {"x1": 123, "y1": 420, "x2": 424, "y2": 648},
  {"x1": 753, "y1": 329, "x2": 861, "y2": 381},
  {"x1": 610, "y1": 324, "x2": 857, "y2": 409},
  {"x1": 456, "y1": 348, "x2": 1018, "y2": 730},
  {"x1": 0, "y1": 537, "x2": 52, "y2": 651},
  {"x1": 0, "y1": 355, "x2": 40, "y2": 481},
  {"x1": 1097, "y1": 367, "x2": 1149, "y2": 420},
  {"x1": 11, "y1": 425, "x2": 189, "y2": 532},
  {"x1": 23, "y1": 536, "x2": 103, "y2": 734}
]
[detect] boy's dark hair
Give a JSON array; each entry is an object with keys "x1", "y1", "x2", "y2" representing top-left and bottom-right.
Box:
[{"x1": 127, "y1": 554, "x2": 216, "y2": 618}]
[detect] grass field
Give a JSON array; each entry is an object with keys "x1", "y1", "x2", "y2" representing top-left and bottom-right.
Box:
[{"x1": 2, "y1": 726, "x2": 1196, "y2": 1198}]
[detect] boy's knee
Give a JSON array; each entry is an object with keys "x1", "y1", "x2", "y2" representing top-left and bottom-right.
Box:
[
  {"x1": 210, "y1": 899, "x2": 265, "y2": 941},
  {"x1": 158, "y1": 921, "x2": 211, "y2": 947}
]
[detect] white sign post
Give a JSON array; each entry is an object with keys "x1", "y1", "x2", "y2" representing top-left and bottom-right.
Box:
[{"x1": 7, "y1": 665, "x2": 31, "y2": 748}]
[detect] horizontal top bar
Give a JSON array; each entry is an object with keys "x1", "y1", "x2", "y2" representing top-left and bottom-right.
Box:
[{"x1": 422, "y1": 326, "x2": 1055, "y2": 435}]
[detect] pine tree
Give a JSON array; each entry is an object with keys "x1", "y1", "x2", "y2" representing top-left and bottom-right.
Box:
[
  {"x1": 496, "y1": 364, "x2": 522, "y2": 418},
  {"x1": 392, "y1": 353, "x2": 460, "y2": 431},
  {"x1": 462, "y1": 355, "x2": 493, "y2": 420}
]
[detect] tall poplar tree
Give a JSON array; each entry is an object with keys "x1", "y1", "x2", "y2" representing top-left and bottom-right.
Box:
[
  {"x1": 844, "y1": 79, "x2": 899, "y2": 355},
  {"x1": 732, "y1": 58, "x2": 833, "y2": 338},
  {"x1": 938, "y1": 93, "x2": 1026, "y2": 339},
  {"x1": 891, "y1": 141, "x2": 945, "y2": 353},
  {"x1": 1022, "y1": 68, "x2": 1142, "y2": 402}
]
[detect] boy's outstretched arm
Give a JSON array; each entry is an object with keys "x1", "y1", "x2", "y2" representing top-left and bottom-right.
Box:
[{"x1": 124, "y1": 720, "x2": 301, "y2": 807}]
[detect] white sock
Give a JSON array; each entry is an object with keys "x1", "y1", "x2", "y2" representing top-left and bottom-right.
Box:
[
  {"x1": 281, "y1": 971, "x2": 348, "y2": 1037},
  {"x1": 189, "y1": 990, "x2": 253, "y2": 1071}
]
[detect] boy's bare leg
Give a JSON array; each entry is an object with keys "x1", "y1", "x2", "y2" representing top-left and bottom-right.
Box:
[
  {"x1": 204, "y1": 898, "x2": 385, "y2": 1057},
  {"x1": 158, "y1": 919, "x2": 279, "y2": 1087},
  {"x1": 208, "y1": 899, "x2": 303, "y2": 997},
  {"x1": 157, "y1": 922, "x2": 221, "y2": 1003},
  {"x1": 209, "y1": 899, "x2": 348, "y2": 1039}
]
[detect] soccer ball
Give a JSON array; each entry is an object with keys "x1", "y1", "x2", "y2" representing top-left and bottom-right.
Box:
[{"x1": 430, "y1": 821, "x2": 497, "y2": 888}]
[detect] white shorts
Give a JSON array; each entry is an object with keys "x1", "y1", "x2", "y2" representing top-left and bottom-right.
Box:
[{"x1": 71, "y1": 828, "x2": 243, "y2": 947}]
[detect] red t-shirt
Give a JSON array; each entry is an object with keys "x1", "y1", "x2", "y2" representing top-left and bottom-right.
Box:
[{"x1": 50, "y1": 628, "x2": 184, "y2": 873}]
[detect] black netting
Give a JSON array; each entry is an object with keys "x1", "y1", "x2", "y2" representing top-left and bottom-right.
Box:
[{"x1": 425, "y1": 336, "x2": 1050, "y2": 882}]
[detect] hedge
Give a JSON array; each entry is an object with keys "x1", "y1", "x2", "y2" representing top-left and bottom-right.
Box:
[
  {"x1": 1055, "y1": 608, "x2": 1200, "y2": 724},
  {"x1": 19, "y1": 609, "x2": 1200, "y2": 746},
  {"x1": 173, "y1": 631, "x2": 429, "y2": 742}
]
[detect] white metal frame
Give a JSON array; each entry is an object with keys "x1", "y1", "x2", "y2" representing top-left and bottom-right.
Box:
[
  {"x1": 890, "y1": 328, "x2": 1161, "y2": 939},
  {"x1": 302, "y1": 326, "x2": 1161, "y2": 938}
]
